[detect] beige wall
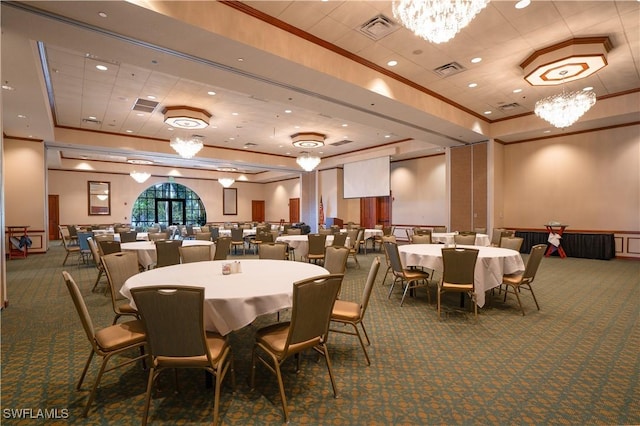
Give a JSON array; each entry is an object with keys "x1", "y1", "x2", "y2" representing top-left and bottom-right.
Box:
[
  {"x1": 263, "y1": 177, "x2": 300, "y2": 223},
  {"x1": 502, "y1": 124, "x2": 640, "y2": 231}
]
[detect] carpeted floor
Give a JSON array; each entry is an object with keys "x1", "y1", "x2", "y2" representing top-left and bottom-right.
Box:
[{"x1": 2, "y1": 243, "x2": 639, "y2": 425}]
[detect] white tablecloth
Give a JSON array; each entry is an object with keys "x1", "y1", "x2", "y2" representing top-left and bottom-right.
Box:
[
  {"x1": 219, "y1": 228, "x2": 258, "y2": 238},
  {"x1": 121, "y1": 259, "x2": 329, "y2": 335},
  {"x1": 121, "y1": 240, "x2": 214, "y2": 269},
  {"x1": 398, "y1": 244, "x2": 524, "y2": 307},
  {"x1": 113, "y1": 232, "x2": 148, "y2": 242},
  {"x1": 432, "y1": 233, "x2": 490, "y2": 246},
  {"x1": 275, "y1": 234, "x2": 350, "y2": 260},
  {"x1": 341, "y1": 228, "x2": 384, "y2": 241}
]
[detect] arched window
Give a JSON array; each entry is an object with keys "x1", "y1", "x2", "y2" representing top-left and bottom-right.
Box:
[{"x1": 131, "y1": 182, "x2": 206, "y2": 228}]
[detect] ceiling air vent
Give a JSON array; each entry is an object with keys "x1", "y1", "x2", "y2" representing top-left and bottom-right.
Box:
[
  {"x1": 499, "y1": 103, "x2": 521, "y2": 111},
  {"x1": 330, "y1": 140, "x2": 353, "y2": 147},
  {"x1": 433, "y1": 62, "x2": 466, "y2": 77},
  {"x1": 132, "y1": 98, "x2": 159, "y2": 113},
  {"x1": 358, "y1": 14, "x2": 399, "y2": 40}
]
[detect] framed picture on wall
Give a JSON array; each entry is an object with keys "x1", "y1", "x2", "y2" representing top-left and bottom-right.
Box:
[
  {"x1": 88, "y1": 181, "x2": 111, "y2": 215},
  {"x1": 223, "y1": 187, "x2": 237, "y2": 215}
]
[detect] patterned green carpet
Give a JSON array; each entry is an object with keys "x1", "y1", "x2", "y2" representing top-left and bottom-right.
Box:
[{"x1": 2, "y1": 243, "x2": 639, "y2": 425}]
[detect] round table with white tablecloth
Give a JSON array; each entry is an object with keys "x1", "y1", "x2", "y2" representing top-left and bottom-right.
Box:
[
  {"x1": 121, "y1": 259, "x2": 329, "y2": 335},
  {"x1": 398, "y1": 244, "x2": 524, "y2": 307},
  {"x1": 275, "y1": 234, "x2": 350, "y2": 261},
  {"x1": 121, "y1": 240, "x2": 214, "y2": 269},
  {"x1": 432, "y1": 233, "x2": 490, "y2": 246}
]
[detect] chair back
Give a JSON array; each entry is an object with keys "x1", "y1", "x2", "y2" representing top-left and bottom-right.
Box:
[
  {"x1": 323, "y1": 246, "x2": 349, "y2": 274},
  {"x1": 257, "y1": 230, "x2": 274, "y2": 243},
  {"x1": 67, "y1": 225, "x2": 78, "y2": 238},
  {"x1": 307, "y1": 234, "x2": 327, "y2": 256},
  {"x1": 77, "y1": 231, "x2": 93, "y2": 252},
  {"x1": 286, "y1": 228, "x2": 302, "y2": 235},
  {"x1": 195, "y1": 232, "x2": 212, "y2": 241},
  {"x1": 120, "y1": 230, "x2": 138, "y2": 243},
  {"x1": 258, "y1": 243, "x2": 288, "y2": 260},
  {"x1": 500, "y1": 236, "x2": 524, "y2": 252},
  {"x1": 331, "y1": 232, "x2": 348, "y2": 247},
  {"x1": 318, "y1": 228, "x2": 333, "y2": 235},
  {"x1": 521, "y1": 244, "x2": 546, "y2": 283},
  {"x1": 87, "y1": 237, "x2": 101, "y2": 266},
  {"x1": 155, "y1": 240, "x2": 183, "y2": 268},
  {"x1": 179, "y1": 245, "x2": 212, "y2": 263},
  {"x1": 433, "y1": 226, "x2": 447, "y2": 233},
  {"x1": 454, "y1": 234, "x2": 476, "y2": 245},
  {"x1": 411, "y1": 234, "x2": 432, "y2": 244},
  {"x1": 102, "y1": 251, "x2": 140, "y2": 302},
  {"x1": 491, "y1": 229, "x2": 514, "y2": 246},
  {"x1": 131, "y1": 286, "x2": 208, "y2": 358},
  {"x1": 441, "y1": 248, "x2": 479, "y2": 286},
  {"x1": 62, "y1": 271, "x2": 97, "y2": 346},
  {"x1": 210, "y1": 227, "x2": 220, "y2": 241},
  {"x1": 382, "y1": 226, "x2": 393, "y2": 236},
  {"x1": 345, "y1": 229, "x2": 359, "y2": 248},
  {"x1": 413, "y1": 228, "x2": 431, "y2": 236},
  {"x1": 199, "y1": 225, "x2": 210, "y2": 234},
  {"x1": 382, "y1": 241, "x2": 404, "y2": 275},
  {"x1": 359, "y1": 257, "x2": 381, "y2": 318},
  {"x1": 230, "y1": 228, "x2": 244, "y2": 241},
  {"x1": 474, "y1": 227, "x2": 487, "y2": 234},
  {"x1": 114, "y1": 226, "x2": 130, "y2": 234},
  {"x1": 98, "y1": 240, "x2": 121, "y2": 256},
  {"x1": 148, "y1": 232, "x2": 169, "y2": 241},
  {"x1": 286, "y1": 274, "x2": 344, "y2": 349},
  {"x1": 147, "y1": 227, "x2": 160, "y2": 233},
  {"x1": 213, "y1": 237, "x2": 231, "y2": 260}
]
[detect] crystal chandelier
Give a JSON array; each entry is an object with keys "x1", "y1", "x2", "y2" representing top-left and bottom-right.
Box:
[
  {"x1": 392, "y1": 0, "x2": 490, "y2": 44},
  {"x1": 534, "y1": 89, "x2": 597, "y2": 129},
  {"x1": 130, "y1": 171, "x2": 151, "y2": 183},
  {"x1": 218, "y1": 178, "x2": 235, "y2": 188},
  {"x1": 296, "y1": 152, "x2": 321, "y2": 172},
  {"x1": 170, "y1": 135, "x2": 204, "y2": 159}
]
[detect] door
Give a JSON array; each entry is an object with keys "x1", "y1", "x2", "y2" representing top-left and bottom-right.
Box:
[
  {"x1": 252, "y1": 200, "x2": 265, "y2": 222},
  {"x1": 155, "y1": 199, "x2": 186, "y2": 225},
  {"x1": 359, "y1": 195, "x2": 391, "y2": 228},
  {"x1": 48, "y1": 194, "x2": 60, "y2": 240},
  {"x1": 289, "y1": 198, "x2": 300, "y2": 223}
]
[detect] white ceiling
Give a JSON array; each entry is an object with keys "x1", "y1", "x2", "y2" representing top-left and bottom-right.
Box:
[{"x1": 2, "y1": 1, "x2": 639, "y2": 181}]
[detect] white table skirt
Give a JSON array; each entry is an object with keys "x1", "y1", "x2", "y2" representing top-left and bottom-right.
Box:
[
  {"x1": 432, "y1": 233, "x2": 490, "y2": 246},
  {"x1": 275, "y1": 234, "x2": 350, "y2": 260},
  {"x1": 121, "y1": 240, "x2": 214, "y2": 269},
  {"x1": 121, "y1": 259, "x2": 329, "y2": 335},
  {"x1": 219, "y1": 229, "x2": 257, "y2": 238},
  {"x1": 398, "y1": 244, "x2": 524, "y2": 307}
]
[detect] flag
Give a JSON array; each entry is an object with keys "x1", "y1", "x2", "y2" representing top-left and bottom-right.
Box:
[{"x1": 319, "y1": 196, "x2": 325, "y2": 226}]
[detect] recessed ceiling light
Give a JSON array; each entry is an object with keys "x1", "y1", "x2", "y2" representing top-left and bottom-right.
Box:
[
  {"x1": 387, "y1": 60, "x2": 398, "y2": 67},
  {"x1": 515, "y1": 0, "x2": 531, "y2": 9},
  {"x1": 543, "y1": 130, "x2": 551, "y2": 133},
  {"x1": 136, "y1": 113, "x2": 144, "y2": 116},
  {"x1": 232, "y1": 112, "x2": 238, "y2": 116},
  {"x1": 284, "y1": 109, "x2": 292, "y2": 113},
  {"x1": 385, "y1": 135, "x2": 391, "y2": 138},
  {"x1": 98, "y1": 11, "x2": 107, "y2": 18},
  {"x1": 468, "y1": 83, "x2": 478, "y2": 88},
  {"x1": 95, "y1": 65, "x2": 108, "y2": 71},
  {"x1": 229, "y1": 137, "x2": 235, "y2": 140},
  {"x1": 207, "y1": 91, "x2": 216, "y2": 96},
  {"x1": 17, "y1": 114, "x2": 26, "y2": 119},
  {"x1": 89, "y1": 116, "x2": 97, "y2": 120},
  {"x1": 583, "y1": 86, "x2": 594, "y2": 91},
  {"x1": 2, "y1": 83, "x2": 14, "y2": 91},
  {"x1": 125, "y1": 129, "x2": 133, "y2": 133},
  {"x1": 237, "y1": 58, "x2": 244, "y2": 62},
  {"x1": 147, "y1": 95, "x2": 156, "y2": 100},
  {"x1": 513, "y1": 88, "x2": 523, "y2": 93},
  {"x1": 484, "y1": 111, "x2": 492, "y2": 115},
  {"x1": 471, "y1": 57, "x2": 482, "y2": 63},
  {"x1": 342, "y1": 124, "x2": 348, "y2": 127}
]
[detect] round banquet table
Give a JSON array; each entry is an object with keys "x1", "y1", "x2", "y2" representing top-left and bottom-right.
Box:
[
  {"x1": 398, "y1": 244, "x2": 524, "y2": 307},
  {"x1": 275, "y1": 234, "x2": 350, "y2": 261},
  {"x1": 121, "y1": 259, "x2": 329, "y2": 336},
  {"x1": 121, "y1": 240, "x2": 214, "y2": 269}
]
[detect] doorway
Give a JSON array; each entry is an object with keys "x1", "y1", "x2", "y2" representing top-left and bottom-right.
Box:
[
  {"x1": 155, "y1": 199, "x2": 186, "y2": 225},
  {"x1": 252, "y1": 200, "x2": 265, "y2": 222},
  {"x1": 289, "y1": 198, "x2": 300, "y2": 223},
  {"x1": 48, "y1": 194, "x2": 59, "y2": 240}
]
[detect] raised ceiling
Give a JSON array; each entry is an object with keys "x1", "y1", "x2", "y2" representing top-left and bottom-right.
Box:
[{"x1": 2, "y1": 1, "x2": 639, "y2": 182}]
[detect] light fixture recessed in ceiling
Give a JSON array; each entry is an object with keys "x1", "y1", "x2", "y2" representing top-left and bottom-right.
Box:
[
  {"x1": 163, "y1": 106, "x2": 211, "y2": 129},
  {"x1": 291, "y1": 132, "x2": 326, "y2": 149}
]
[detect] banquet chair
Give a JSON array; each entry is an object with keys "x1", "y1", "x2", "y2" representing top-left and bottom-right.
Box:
[
  {"x1": 285, "y1": 228, "x2": 301, "y2": 235},
  {"x1": 67, "y1": 224, "x2": 79, "y2": 245},
  {"x1": 250, "y1": 274, "x2": 344, "y2": 423},
  {"x1": 210, "y1": 227, "x2": 220, "y2": 242},
  {"x1": 319, "y1": 228, "x2": 333, "y2": 235},
  {"x1": 438, "y1": 247, "x2": 479, "y2": 320},
  {"x1": 61, "y1": 230, "x2": 81, "y2": 266},
  {"x1": 501, "y1": 244, "x2": 545, "y2": 315},
  {"x1": 154, "y1": 240, "x2": 183, "y2": 268},
  {"x1": 411, "y1": 233, "x2": 432, "y2": 244},
  {"x1": 380, "y1": 235, "x2": 397, "y2": 285},
  {"x1": 131, "y1": 286, "x2": 235, "y2": 426},
  {"x1": 77, "y1": 231, "x2": 94, "y2": 265},
  {"x1": 213, "y1": 237, "x2": 231, "y2": 260},
  {"x1": 323, "y1": 246, "x2": 349, "y2": 274},
  {"x1": 101, "y1": 251, "x2": 140, "y2": 324},
  {"x1": 453, "y1": 234, "x2": 476, "y2": 245},
  {"x1": 179, "y1": 245, "x2": 212, "y2": 263},
  {"x1": 119, "y1": 230, "x2": 138, "y2": 243},
  {"x1": 307, "y1": 233, "x2": 327, "y2": 264},
  {"x1": 500, "y1": 236, "x2": 524, "y2": 252},
  {"x1": 230, "y1": 228, "x2": 246, "y2": 255},
  {"x1": 195, "y1": 232, "x2": 212, "y2": 241},
  {"x1": 146, "y1": 227, "x2": 159, "y2": 233},
  {"x1": 384, "y1": 241, "x2": 430, "y2": 306},
  {"x1": 413, "y1": 227, "x2": 432, "y2": 236},
  {"x1": 87, "y1": 237, "x2": 106, "y2": 292},
  {"x1": 372, "y1": 226, "x2": 393, "y2": 251},
  {"x1": 474, "y1": 227, "x2": 487, "y2": 234},
  {"x1": 94, "y1": 234, "x2": 115, "y2": 243},
  {"x1": 61, "y1": 271, "x2": 147, "y2": 418},
  {"x1": 491, "y1": 229, "x2": 514, "y2": 246},
  {"x1": 97, "y1": 240, "x2": 121, "y2": 257},
  {"x1": 258, "y1": 242, "x2": 288, "y2": 260},
  {"x1": 251, "y1": 229, "x2": 273, "y2": 254},
  {"x1": 433, "y1": 226, "x2": 447, "y2": 233},
  {"x1": 331, "y1": 232, "x2": 348, "y2": 247},
  {"x1": 330, "y1": 257, "x2": 380, "y2": 365},
  {"x1": 148, "y1": 232, "x2": 169, "y2": 242},
  {"x1": 347, "y1": 229, "x2": 364, "y2": 268}
]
